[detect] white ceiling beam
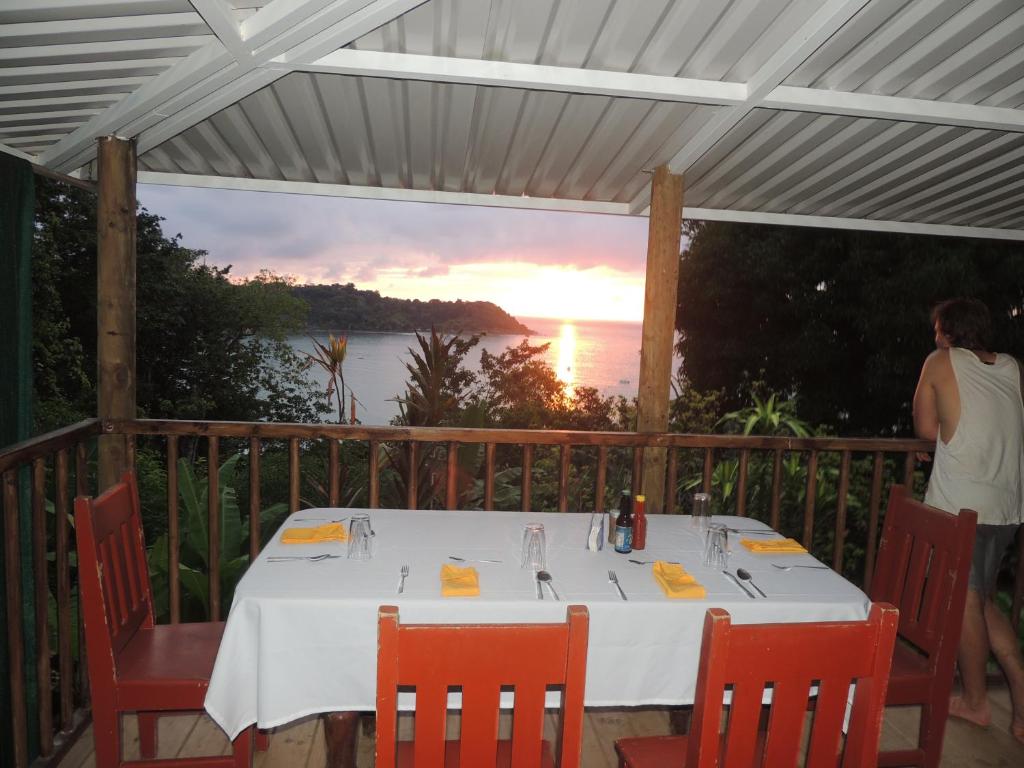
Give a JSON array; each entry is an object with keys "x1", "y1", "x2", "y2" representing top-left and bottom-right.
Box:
[
  {"x1": 683, "y1": 206, "x2": 1024, "y2": 242},
  {"x1": 629, "y1": 0, "x2": 872, "y2": 213},
  {"x1": 0, "y1": 12, "x2": 208, "y2": 47},
  {"x1": 0, "y1": 109, "x2": 103, "y2": 124},
  {"x1": 0, "y1": 94, "x2": 120, "y2": 111},
  {"x1": 300, "y1": 49, "x2": 748, "y2": 105},
  {"x1": 0, "y1": 36, "x2": 210, "y2": 65},
  {"x1": 134, "y1": 0, "x2": 430, "y2": 157},
  {"x1": 0, "y1": 144, "x2": 35, "y2": 162},
  {"x1": 0, "y1": 77, "x2": 149, "y2": 97},
  {"x1": 44, "y1": 0, "x2": 427, "y2": 174},
  {"x1": 41, "y1": 41, "x2": 237, "y2": 171},
  {"x1": 0, "y1": 59, "x2": 182, "y2": 84},
  {"x1": 0, "y1": 2, "x2": 188, "y2": 23},
  {"x1": 297, "y1": 48, "x2": 1024, "y2": 133},
  {"x1": 764, "y1": 85, "x2": 1024, "y2": 134},
  {"x1": 137, "y1": 170, "x2": 632, "y2": 215},
  {"x1": 189, "y1": 0, "x2": 250, "y2": 61}
]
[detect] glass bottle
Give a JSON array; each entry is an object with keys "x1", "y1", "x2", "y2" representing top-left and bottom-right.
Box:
[
  {"x1": 632, "y1": 494, "x2": 647, "y2": 550},
  {"x1": 614, "y1": 490, "x2": 633, "y2": 553}
]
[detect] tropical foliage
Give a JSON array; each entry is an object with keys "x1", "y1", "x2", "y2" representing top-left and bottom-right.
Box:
[
  {"x1": 147, "y1": 454, "x2": 288, "y2": 622},
  {"x1": 676, "y1": 220, "x2": 1024, "y2": 436},
  {"x1": 302, "y1": 333, "x2": 349, "y2": 423}
]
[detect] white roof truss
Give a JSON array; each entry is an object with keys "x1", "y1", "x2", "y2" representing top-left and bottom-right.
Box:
[{"x1": 1, "y1": 0, "x2": 1021, "y2": 241}]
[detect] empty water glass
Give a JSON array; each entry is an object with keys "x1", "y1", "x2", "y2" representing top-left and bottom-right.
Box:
[
  {"x1": 347, "y1": 513, "x2": 374, "y2": 561},
  {"x1": 703, "y1": 522, "x2": 729, "y2": 569},
  {"x1": 521, "y1": 523, "x2": 546, "y2": 571},
  {"x1": 692, "y1": 492, "x2": 712, "y2": 533}
]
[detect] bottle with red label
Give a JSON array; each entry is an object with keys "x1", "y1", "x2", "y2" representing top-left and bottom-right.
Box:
[{"x1": 633, "y1": 494, "x2": 647, "y2": 550}]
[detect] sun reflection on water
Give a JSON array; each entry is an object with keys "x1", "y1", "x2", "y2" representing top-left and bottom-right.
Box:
[{"x1": 556, "y1": 322, "x2": 576, "y2": 398}]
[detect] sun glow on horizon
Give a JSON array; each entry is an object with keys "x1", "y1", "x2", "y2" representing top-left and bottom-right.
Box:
[{"x1": 356, "y1": 262, "x2": 645, "y2": 323}]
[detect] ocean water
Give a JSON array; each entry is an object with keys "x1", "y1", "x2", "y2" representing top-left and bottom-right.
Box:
[{"x1": 291, "y1": 317, "x2": 681, "y2": 425}]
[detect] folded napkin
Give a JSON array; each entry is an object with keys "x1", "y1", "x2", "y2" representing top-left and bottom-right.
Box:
[
  {"x1": 653, "y1": 561, "x2": 706, "y2": 599},
  {"x1": 279, "y1": 522, "x2": 348, "y2": 544},
  {"x1": 440, "y1": 564, "x2": 479, "y2": 597},
  {"x1": 740, "y1": 537, "x2": 807, "y2": 554}
]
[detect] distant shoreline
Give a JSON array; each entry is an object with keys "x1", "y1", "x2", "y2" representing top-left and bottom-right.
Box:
[{"x1": 305, "y1": 317, "x2": 641, "y2": 336}]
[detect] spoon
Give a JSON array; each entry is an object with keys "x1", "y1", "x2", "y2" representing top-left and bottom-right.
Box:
[
  {"x1": 735, "y1": 567, "x2": 767, "y2": 597},
  {"x1": 536, "y1": 570, "x2": 560, "y2": 601},
  {"x1": 771, "y1": 563, "x2": 830, "y2": 571}
]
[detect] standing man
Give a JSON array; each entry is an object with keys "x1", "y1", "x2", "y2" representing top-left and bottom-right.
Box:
[{"x1": 913, "y1": 297, "x2": 1024, "y2": 743}]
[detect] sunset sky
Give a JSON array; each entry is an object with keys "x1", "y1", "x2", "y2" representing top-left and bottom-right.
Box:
[{"x1": 137, "y1": 185, "x2": 651, "y2": 322}]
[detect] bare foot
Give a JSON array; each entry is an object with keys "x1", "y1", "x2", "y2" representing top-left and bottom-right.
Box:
[
  {"x1": 1011, "y1": 719, "x2": 1024, "y2": 746},
  {"x1": 948, "y1": 695, "x2": 992, "y2": 728}
]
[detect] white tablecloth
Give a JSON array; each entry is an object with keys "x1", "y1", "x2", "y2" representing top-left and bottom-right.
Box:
[{"x1": 205, "y1": 509, "x2": 870, "y2": 739}]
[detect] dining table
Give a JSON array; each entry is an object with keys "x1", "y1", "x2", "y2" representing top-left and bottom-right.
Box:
[{"x1": 203, "y1": 508, "x2": 871, "y2": 744}]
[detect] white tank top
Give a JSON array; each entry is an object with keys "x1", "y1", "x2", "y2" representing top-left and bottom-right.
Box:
[{"x1": 924, "y1": 347, "x2": 1024, "y2": 525}]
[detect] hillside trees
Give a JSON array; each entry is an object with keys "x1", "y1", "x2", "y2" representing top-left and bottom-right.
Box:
[
  {"x1": 31, "y1": 178, "x2": 327, "y2": 429},
  {"x1": 676, "y1": 221, "x2": 1024, "y2": 435}
]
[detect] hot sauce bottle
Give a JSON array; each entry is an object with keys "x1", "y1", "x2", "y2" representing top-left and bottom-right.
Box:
[{"x1": 633, "y1": 494, "x2": 647, "y2": 550}]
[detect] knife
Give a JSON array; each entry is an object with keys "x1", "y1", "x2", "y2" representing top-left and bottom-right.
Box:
[{"x1": 723, "y1": 569, "x2": 755, "y2": 599}]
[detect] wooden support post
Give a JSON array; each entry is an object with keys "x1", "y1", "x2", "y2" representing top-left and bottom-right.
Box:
[
  {"x1": 96, "y1": 136, "x2": 137, "y2": 492},
  {"x1": 636, "y1": 166, "x2": 684, "y2": 513}
]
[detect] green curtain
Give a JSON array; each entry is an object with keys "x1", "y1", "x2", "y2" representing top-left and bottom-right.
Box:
[{"x1": 0, "y1": 151, "x2": 37, "y2": 766}]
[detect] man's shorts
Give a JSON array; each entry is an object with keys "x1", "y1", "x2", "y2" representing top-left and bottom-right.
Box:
[{"x1": 968, "y1": 523, "x2": 1019, "y2": 597}]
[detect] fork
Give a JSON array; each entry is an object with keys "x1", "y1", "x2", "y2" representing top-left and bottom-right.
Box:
[
  {"x1": 771, "y1": 563, "x2": 830, "y2": 571},
  {"x1": 608, "y1": 570, "x2": 627, "y2": 601},
  {"x1": 266, "y1": 553, "x2": 339, "y2": 562},
  {"x1": 398, "y1": 564, "x2": 409, "y2": 594}
]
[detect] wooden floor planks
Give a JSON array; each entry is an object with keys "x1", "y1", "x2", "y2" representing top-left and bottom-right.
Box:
[{"x1": 59, "y1": 689, "x2": 1024, "y2": 767}]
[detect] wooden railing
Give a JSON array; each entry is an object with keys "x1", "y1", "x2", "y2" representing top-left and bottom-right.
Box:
[
  {"x1": 2, "y1": 417, "x2": 1022, "y2": 767},
  {"x1": 0, "y1": 419, "x2": 100, "y2": 768}
]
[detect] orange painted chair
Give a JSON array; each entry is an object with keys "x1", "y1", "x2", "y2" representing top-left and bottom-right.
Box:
[
  {"x1": 75, "y1": 471, "x2": 264, "y2": 767},
  {"x1": 615, "y1": 603, "x2": 899, "y2": 767},
  {"x1": 870, "y1": 485, "x2": 977, "y2": 768},
  {"x1": 375, "y1": 604, "x2": 589, "y2": 767}
]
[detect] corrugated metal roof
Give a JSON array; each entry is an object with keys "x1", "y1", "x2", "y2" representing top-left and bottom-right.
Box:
[{"x1": 3, "y1": 0, "x2": 1023, "y2": 240}]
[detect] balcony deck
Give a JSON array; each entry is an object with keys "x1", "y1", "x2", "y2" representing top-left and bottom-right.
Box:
[{"x1": 57, "y1": 686, "x2": 1024, "y2": 768}]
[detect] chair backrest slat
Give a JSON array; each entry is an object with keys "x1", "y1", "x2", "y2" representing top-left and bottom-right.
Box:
[
  {"x1": 510, "y1": 681, "x2": 547, "y2": 767},
  {"x1": 75, "y1": 472, "x2": 155, "y2": 669},
  {"x1": 459, "y1": 681, "x2": 501, "y2": 765},
  {"x1": 687, "y1": 604, "x2": 898, "y2": 768},
  {"x1": 870, "y1": 485, "x2": 976, "y2": 665},
  {"x1": 804, "y1": 678, "x2": 849, "y2": 768},
  {"x1": 376, "y1": 604, "x2": 589, "y2": 768},
  {"x1": 412, "y1": 682, "x2": 448, "y2": 767}
]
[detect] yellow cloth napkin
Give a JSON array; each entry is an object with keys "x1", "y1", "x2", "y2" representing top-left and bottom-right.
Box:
[
  {"x1": 740, "y1": 537, "x2": 807, "y2": 554},
  {"x1": 653, "y1": 561, "x2": 706, "y2": 599},
  {"x1": 440, "y1": 564, "x2": 479, "y2": 597},
  {"x1": 279, "y1": 522, "x2": 348, "y2": 544}
]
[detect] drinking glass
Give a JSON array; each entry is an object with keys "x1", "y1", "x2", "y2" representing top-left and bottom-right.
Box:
[
  {"x1": 347, "y1": 513, "x2": 374, "y2": 561},
  {"x1": 702, "y1": 522, "x2": 729, "y2": 569},
  {"x1": 692, "y1": 492, "x2": 711, "y2": 533},
  {"x1": 520, "y1": 523, "x2": 546, "y2": 571}
]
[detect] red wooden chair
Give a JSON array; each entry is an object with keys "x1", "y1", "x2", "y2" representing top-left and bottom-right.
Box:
[
  {"x1": 870, "y1": 484, "x2": 977, "y2": 768},
  {"x1": 75, "y1": 471, "x2": 262, "y2": 767},
  {"x1": 615, "y1": 603, "x2": 899, "y2": 768},
  {"x1": 375, "y1": 604, "x2": 589, "y2": 767}
]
